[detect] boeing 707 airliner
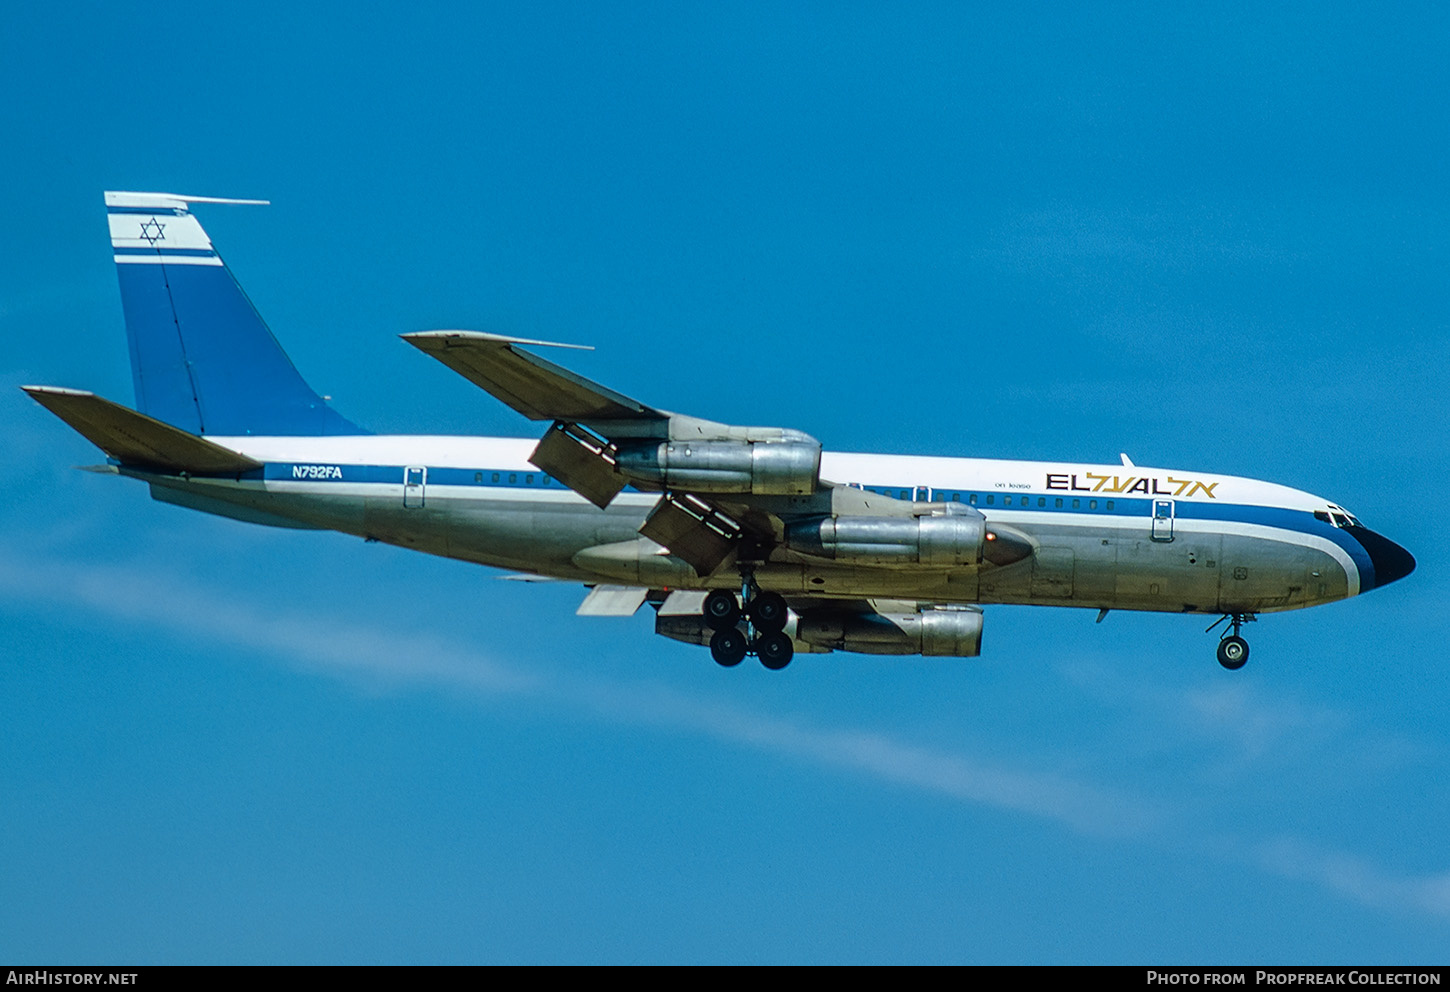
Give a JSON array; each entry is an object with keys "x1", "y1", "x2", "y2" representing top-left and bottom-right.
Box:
[{"x1": 24, "y1": 192, "x2": 1416, "y2": 671}]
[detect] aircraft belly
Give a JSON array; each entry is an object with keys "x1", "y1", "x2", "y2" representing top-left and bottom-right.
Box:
[
  {"x1": 149, "y1": 477, "x2": 366, "y2": 532},
  {"x1": 148, "y1": 478, "x2": 326, "y2": 530},
  {"x1": 978, "y1": 522, "x2": 1225, "y2": 614},
  {"x1": 980, "y1": 523, "x2": 1118, "y2": 609},
  {"x1": 1111, "y1": 534, "x2": 1223, "y2": 613},
  {"x1": 1218, "y1": 534, "x2": 1347, "y2": 613},
  {"x1": 748, "y1": 562, "x2": 980, "y2": 602}
]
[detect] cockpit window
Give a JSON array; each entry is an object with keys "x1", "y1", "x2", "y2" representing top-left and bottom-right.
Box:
[
  {"x1": 1326, "y1": 504, "x2": 1363, "y2": 528},
  {"x1": 1317, "y1": 505, "x2": 1364, "y2": 528}
]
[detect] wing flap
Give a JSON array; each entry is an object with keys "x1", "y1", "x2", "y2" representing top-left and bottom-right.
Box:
[
  {"x1": 638, "y1": 493, "x2": 741, "y2": 576},
  {"x1": 22, "y1": 386, "x2": 262, "y2": 474},
  {"x1": 529, "y1": 421, "x2": 627, "y2": 509},
  {"x1": 656, "y1": 590, "x2": 708, "y2": 616},
  {"x1": 576, "y1": 585, "x2": 651, "y2": 617},
  {"x1": 401, "y1": 331, "x2": 665, "y2": 423}
]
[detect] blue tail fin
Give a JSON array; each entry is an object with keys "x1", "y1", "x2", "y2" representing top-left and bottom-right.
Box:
[{"x1": 106, "y1": 191, "x2": 366, "y2": 436}]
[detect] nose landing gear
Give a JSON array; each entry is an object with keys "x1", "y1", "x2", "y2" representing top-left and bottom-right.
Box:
[{"x1": 1207, "y1": 613, "x2": 1256, "y2": 670}]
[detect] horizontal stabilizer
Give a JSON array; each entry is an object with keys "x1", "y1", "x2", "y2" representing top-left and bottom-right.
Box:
[
  {"x1": 402, "y1": 331, "x2": 665, "y2": 424},
  {"x1": 22, "y1": 387, "x2": 262, "y2": 474}
]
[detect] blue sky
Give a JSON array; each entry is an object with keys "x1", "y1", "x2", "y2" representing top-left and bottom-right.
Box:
[{"x1": 2, "y1": 2, "x2": 1446, "y2": 963}]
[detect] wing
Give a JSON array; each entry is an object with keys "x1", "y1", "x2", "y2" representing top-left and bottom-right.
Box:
[
  {"x1": 402, "y1": 331, "x2": 1032, "y2": 580},
  {"x1": 403, "y1": 330, "x2": 919, "y2": 575},
  {"x1": 402, "y1": 331, "x2": 664, "y2": 423}
]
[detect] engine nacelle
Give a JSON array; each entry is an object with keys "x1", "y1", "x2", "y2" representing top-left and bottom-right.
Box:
[
  {"x1": 794, "y1": 608, "x2": 984, "y2": 657},
  {"x1": 785, "y1": 513, "x2": 987, "y2": 567},
  {"x1": 614, "y1": 436, "x2": 821, "y2": 495}
]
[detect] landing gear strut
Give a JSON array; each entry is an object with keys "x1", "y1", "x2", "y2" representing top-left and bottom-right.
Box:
[
  {"x1": 704, "y1": 571, "x2": 794, "y2": 670},
  {"x1": 1207, "y1": 613, "x2": 1256, "y2": 670}
]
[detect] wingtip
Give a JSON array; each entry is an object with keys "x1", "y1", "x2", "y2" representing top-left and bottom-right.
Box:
[
  {"x1": 402, "y1": 330, "x2": 594, "y2": 351},
  {"x1": 22, "y1": 385, "x2": 96, "y2": 399}
]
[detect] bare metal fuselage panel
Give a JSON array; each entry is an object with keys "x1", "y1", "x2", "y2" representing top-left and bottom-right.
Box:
[{"x1": 138, "y1": 444, "x2": 1361, "y2": 618}]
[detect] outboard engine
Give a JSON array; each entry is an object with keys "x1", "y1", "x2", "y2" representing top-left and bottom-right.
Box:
[{"x1": 614, "y1": 431, "x2": 821, "y2": 495}]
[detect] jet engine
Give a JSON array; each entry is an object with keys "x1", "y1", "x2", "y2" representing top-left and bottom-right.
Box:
[
  {"x1": 614, "y1": 433, "x2": 821, "y2": 495},
  {"x1": 784, "y1": 510, "x2": 1034, "y2": 568},
  {"x1": 795, "y1": 607, "x2": 984, "y2": 657},
  {"x1": 654, "y1": 604, "x2": 984, "y2": 658}
]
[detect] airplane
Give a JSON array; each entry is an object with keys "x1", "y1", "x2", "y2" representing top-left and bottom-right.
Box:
[{"x1": 23, "y1": 191, "x2": 1416, "y2": 672}]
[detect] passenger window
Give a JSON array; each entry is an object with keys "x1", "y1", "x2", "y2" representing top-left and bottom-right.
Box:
[
  {"x1": 475, "y1": 472, "x2": 483, "y2": 483},
  {"x1": 985, "y1": 495, "x2": 995, "y2": 505},
  {"x1": 492, "y1": 473, "x2": 500, "y2": 483},
  {"x1": 509, "y1": 473, "x2": 517, "y2": 484},
  {"x1": 1089, "y1": 500, "x2": 1097, "y2": 510},
  {"x1": 969, "y1": 494, "x2": 978, "y2": 505},
  {"x1": 1106, "y1": 500, "x2": 1114, "y2": 511},
  {"x1": 1038, "y1": 497, "x2": 1046, "y2": 507},
  {"x1": 1072, "y1": 499, "x2": 1080, "y2": 509},
  {"x1": 1055, "y1": 498, "x2": 1063, "y2": 508},
  {"x1": 526, "y1": 474, "x2": 534, "y2": 485}
]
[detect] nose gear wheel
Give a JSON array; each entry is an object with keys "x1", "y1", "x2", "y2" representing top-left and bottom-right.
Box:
[{"x1": 1207, "y1": 613, "x2": 1256, "y2": 670}]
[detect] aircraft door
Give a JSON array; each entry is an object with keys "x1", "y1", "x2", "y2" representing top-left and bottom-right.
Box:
[
  {"x1": 404, "y1": 466, "x2": 427, "y2": 508},
  {"x1": 1151, "y1": 499, "x2": 1174, "y2": 542}
]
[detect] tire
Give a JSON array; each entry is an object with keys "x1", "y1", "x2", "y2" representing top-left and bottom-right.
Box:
[
  {"x1": 710, "y1": 628, "x2": 747, "y2": 667},
  {"x1": 1217, "y1": 635, "x2": 1249, "y2": 670},
  {"x1": 747, "y1": 591, "x2": 789, "y2": 632},
  {"x1": 756, "y1": 631, "x2": 794, "y2": 670},
  {"x1": 703, "y1": 590, "x2": 741, "y2": 631}
]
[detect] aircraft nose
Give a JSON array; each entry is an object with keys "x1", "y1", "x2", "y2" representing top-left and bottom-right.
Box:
[{"x1": 1349, "y1": 527, "x2": 1416, "y2": 590}]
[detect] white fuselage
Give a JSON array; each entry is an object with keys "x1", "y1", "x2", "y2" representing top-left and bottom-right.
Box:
[{"x1": 140, "y1": 434, "x2": 1387, "y2": 616}]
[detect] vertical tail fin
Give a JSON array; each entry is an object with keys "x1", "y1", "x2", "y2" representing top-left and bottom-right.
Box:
[{"x1": 106, "y1": 191, "x2": 366, "y2": 436}]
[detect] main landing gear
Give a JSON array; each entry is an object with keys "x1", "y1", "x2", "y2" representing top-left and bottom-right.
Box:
[
  {"x1": 703, "y1": 579, "x2": 794, "y2": 671},
  {"x1": 1206, "y1": 613, "x2": 1256, "y2": 670}
]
